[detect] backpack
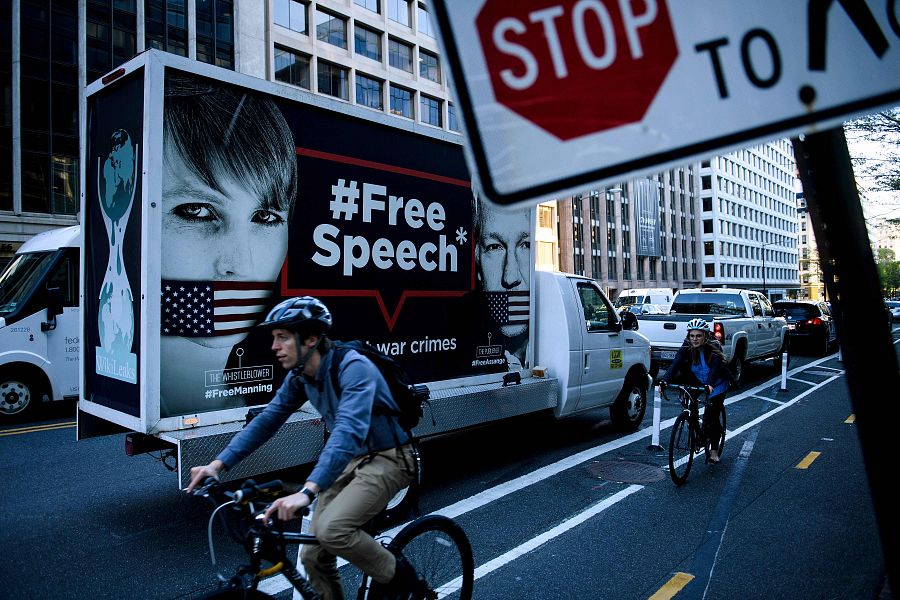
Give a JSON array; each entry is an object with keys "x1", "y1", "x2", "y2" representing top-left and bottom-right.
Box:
[{"x1": 329, "y1": 340, "x2": 431, "y2": 433}]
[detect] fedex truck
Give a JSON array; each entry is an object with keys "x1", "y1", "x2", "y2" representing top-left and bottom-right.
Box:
[
  {"x1": 76, "y1": 50, "x2": 653, "y2": 492},
  {"x1": 0, "y1": 225, "x2": 80, "y2": 418}
]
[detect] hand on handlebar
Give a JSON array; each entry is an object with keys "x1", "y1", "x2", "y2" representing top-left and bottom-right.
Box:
[
  {"x1": 186, "y1": 460, "x2": 225, "y2": 494},
  {"x1": 263, "y1": 491, "x2": 311, "y2": 524}
]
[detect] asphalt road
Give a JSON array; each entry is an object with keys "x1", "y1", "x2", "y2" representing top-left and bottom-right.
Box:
[{"x1": 1, "y1": 333, "x2": 896, "y2": 599}]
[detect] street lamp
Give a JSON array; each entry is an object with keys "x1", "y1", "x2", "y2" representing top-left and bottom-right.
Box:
[{"x1": 761, "y1": 241, "x2": 775, "y2": 299}]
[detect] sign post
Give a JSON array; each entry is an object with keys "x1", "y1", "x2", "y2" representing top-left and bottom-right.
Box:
[{"x1": 433, "y1": 0, "x2": 900, "y2": 207}]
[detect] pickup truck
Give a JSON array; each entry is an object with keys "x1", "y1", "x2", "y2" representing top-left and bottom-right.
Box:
[{"x1": 636, "y1": 288, "x2": 788, "y2": 383}]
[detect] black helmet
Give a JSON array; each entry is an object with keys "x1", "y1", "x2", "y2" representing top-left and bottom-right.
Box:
[{"x1": 259, "y1": 296, "x2": 332, "y2": 334}]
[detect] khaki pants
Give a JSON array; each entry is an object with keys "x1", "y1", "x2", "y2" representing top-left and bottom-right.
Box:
[{"x1": 300, "y1": 444, "x2": 415, "y2": 600}]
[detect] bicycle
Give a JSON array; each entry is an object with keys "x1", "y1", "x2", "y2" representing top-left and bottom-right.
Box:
[
  {"x1": 660, "y1": 383, "x2": 727, "y2": 486},
  {"x1": 192, "y1": 477, "x2": 474, "y2": 599}
]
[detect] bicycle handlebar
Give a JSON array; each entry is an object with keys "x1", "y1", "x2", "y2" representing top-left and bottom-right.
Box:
[
  {"x1": 658, "y1": 383, "x2": 710, "y2": 404},
  {"x1": 192, "y1": 477, "x2": 287, "y2": 505}
]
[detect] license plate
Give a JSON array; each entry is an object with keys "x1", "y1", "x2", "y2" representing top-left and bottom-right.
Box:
[
  {"x1": 659, "y1": 351, "x2": 676, "y2": 360},
  {"x1": 788, "y1": 323, "x2": 796, "y2": 330}
]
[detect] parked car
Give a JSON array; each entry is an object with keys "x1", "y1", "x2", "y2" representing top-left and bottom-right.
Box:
[
  {"x1": 772, "y1": 300, "x2": 837, "y2": 356},
  {"x1": 886, "y1": 300, "x2": 900, "y2": 324}
]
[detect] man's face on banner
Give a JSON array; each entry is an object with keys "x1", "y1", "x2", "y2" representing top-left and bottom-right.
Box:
[{"x1": 476, "y1": 204, "x2": 531, "y2": 338}]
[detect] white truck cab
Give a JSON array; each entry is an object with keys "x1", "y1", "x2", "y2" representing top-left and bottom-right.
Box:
[
  {"x1": 614, "y1": 287, "x2": 674, "y2": 312},
  {"x1": 0, "y1": 225, "x2": 80, "y2": 418}
]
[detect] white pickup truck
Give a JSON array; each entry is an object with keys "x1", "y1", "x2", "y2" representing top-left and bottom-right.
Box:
[{"x1": 636, "y1": 288, "x2": 788, "y2": 383}]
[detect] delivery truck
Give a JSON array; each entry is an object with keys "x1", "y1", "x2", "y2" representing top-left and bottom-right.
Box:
[
  {"x1": 0, "y1": 225, "x2": 80, "y2": 418},
  {"x1": 76, "y1": 49, "x2": 653, "y2": 492}
]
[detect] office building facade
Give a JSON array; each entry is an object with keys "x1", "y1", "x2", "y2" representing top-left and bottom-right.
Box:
[{"x1": 0, "y1": 0, "x2": 455, "y2": 266}]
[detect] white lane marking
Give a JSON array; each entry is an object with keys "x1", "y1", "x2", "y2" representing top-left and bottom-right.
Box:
[{"x1": 266, "y1": 357, "x2": 844, "y2": 596}]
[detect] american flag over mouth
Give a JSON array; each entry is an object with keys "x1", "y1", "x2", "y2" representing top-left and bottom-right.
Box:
[
  {"x1": 486, "y1": 290, "x2": 530, "y2": 325},
  {"x1": 161, "y1": 280, "x2": 275, "y2": 337}
]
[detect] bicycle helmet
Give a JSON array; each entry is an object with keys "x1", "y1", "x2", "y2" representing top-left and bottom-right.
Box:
[
  {"x1": 686, "y1": 317, "x2": 710, "y2": 332},
  {"x1": 259, "y1": 296, "x2": 332, "y2": 334}
]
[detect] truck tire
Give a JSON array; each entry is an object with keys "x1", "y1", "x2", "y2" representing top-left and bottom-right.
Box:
[
  {"x1": 610, "y1": 377, "x2": 647, "y2": 431},
  {"x1": 0, "y1": 373, "x2": 42, "y2": 419},
  {"x1": 729, "y1": 346, "x2": 745, "y2": 386}
]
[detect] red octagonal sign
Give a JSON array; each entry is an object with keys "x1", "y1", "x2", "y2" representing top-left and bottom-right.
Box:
[{"x1": 476, "y1": 0, "x2": 678, "y2": 141}]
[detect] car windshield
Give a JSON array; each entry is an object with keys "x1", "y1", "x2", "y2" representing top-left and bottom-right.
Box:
[
  {"x1": 0, "y1": 251, "x2": 55, "y2": 316},
  {"x1": 774, "y1": 304, "x2": 817, "y2": 319},
  {"x1": 671, "y1": 293, "x2": 746, "y2": 315},
  {"x1": 615, "y1": 295, "x2": 641, "y2": 307}
]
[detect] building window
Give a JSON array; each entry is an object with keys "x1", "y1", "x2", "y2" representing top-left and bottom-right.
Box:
[
  {"x1": 356, "y1": 74, "x2": 383, "y2": 110},
  {"x1": 354, "y1": 0, "x2": 379, "y2": 13},
  {"x1": 316, "y1": 9, "x2": 347, "y2": 49},
  {"x1": 388, "y1": 0, "x2": 410, "y2": 26},
  {"x1": 419, "y1": 49, "x2": 440, "y2": 83},
  {"x1": 388, "y1": 38, "x2": 413, "y2": 72},
  {"x1": 448, "y1": 103, "x2": 459, "y2": 132},
  {"x1": 196, "y1": 0, "x2": 234, "y2": 69},
  {"x1": 51, "y1": 155, "x2": 78, "y2": 215},
  {"x1": 274, "y1": 0, "x2": 308, "y2": 35},
  {"x1": 354, "y1": 23, "x2": 382, "y2": 61},
  {"x1": 417, "y1": 3, "x2": 435, "y2": 37},
  {"x1": 144, "y1": 0, "x2": 187, "y2": 57},
  {"x1": 705, "y1": 263, "x2": 715, "y2": 278},
  {"x1": 420, "y1": 94, "x2": 441, "y2": 127},
  {"x1": 390, "y1": 84, "x2": 413, "y2": 119},
  {"x1": 318, "y1": 60, "x2": 349, "y2": 100},
  {"x1": 274, "y1": 45, "x2": 310, "y2": 89}
]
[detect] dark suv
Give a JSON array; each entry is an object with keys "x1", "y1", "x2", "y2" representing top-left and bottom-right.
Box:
[{"x1": 772, "y1": 300, "x2": 837, "y2": 356}]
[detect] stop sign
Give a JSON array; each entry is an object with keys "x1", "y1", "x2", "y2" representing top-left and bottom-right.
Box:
[{"x1": 476, "y1": 0, "x2": 678, "y2": 141}]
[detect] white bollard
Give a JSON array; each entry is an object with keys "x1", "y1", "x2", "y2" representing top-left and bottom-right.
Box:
[
  {"x1": 780, "y1": 352, "x2": 788, "y2": 391},
  {"x1": 648, "y1": 386, "x2": 663, "y2": 450}
]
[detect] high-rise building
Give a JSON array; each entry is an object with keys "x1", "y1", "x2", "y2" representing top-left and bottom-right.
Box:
[
  {"x1": 698, "y1": 140, "x2": 800, "y2": 301},
  {"x1": 554, "y1": 141, "x2": 802, "y2": 302},
  {"x1": 796, "y1": 191, "x2": 826, "y2": 301},
  {"x1": 554, "y1": 166, "x2": 702, "y2": 300},
  {"x1": 0, "y1": 0, "x2": 456, "y2": 268}
]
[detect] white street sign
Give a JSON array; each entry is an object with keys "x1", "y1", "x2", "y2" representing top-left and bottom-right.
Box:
[{"x1": 431, "y1": 0, "x2": 900, "y2": 207}]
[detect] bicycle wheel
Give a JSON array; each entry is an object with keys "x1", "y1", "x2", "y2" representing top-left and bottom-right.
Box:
[
  {"x1": 668, "y1": 412, "x2": 695, "y2": 486},
  {"x1": 386, "y1": 515, "x2": 474, "y2": 600}
]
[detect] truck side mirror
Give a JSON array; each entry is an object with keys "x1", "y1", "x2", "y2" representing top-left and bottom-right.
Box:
[
  {"x1": 621, "y1": 311, "x2": 639, "y2": 331},
  {"x1": 41, "y1": 286, "x2": 63, "y2": 332}
]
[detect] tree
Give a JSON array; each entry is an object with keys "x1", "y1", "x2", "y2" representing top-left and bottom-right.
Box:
[{"x1": 845, "y1": 107, "x2": 900, "y2": 193}]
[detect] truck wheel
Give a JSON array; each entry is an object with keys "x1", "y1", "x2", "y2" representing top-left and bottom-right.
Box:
[
  {"x1": 0, "y1": 376, "x2": 39, "y2": 418},
  {"x1": 729, "y1": 350, "x2": 745, "y2": 386},
  {"x1": 377, "y1": 442, "x2": 421, "y2": 526},
  {"x1": 610, "y1": 378, "x2": 647, "y2": 431}
]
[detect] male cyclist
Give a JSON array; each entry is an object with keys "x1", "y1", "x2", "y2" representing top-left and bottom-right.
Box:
[
  {"x1": 186, "y1": 296, "x2": 419, "y2": 600},
  {"x1": 657, "y1": 318, "x2": 733, "y2": 463}
]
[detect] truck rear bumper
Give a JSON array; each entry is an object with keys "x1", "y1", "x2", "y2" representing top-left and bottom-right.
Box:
[{"x1": 164, "y1": 375, "x2": 559, "y2": 488}]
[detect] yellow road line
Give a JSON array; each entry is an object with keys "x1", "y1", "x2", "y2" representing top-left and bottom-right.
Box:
[
  {"x1": 650, "y1": 572, "x2": 695, "y2": 600},
  {"x1": 845, "y1": 414, "x2": 855, "y2": 424},
  {"x1": 0, "y1": 421, "x2": 76, "y2": 436},
  {"x1": 796, "y1": 451, "x2": 821, "y2": 469}
]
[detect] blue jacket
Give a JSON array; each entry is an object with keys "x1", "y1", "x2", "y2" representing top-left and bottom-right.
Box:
[
  {"x1": 217, "y1": 347, "x2": 410, "y2": 490},
  {"x1": 662, "y1": 340, "x2": 733, "y2": 396}
]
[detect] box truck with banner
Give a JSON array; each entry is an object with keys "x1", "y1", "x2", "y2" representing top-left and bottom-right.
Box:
[{"x1": 77, "y1": 50, "x2": 652, "y2": 491}]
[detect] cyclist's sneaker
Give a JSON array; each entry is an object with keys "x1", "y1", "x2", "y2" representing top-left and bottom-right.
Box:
[{"x1": 369, "y1": 553, "x2": 424, "y2": 600}]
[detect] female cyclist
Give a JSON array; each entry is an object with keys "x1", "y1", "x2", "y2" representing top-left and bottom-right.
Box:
[{"x1": 658, "y1": 318, "x2": 733, "y2": 463}]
